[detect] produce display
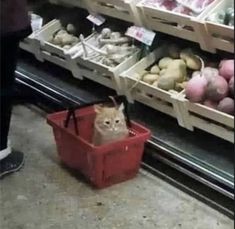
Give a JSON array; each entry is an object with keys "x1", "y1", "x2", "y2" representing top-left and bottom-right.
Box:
[
  {"x1": 49, "y1": 23, "x2": 80, "y2": 49},
  {"x1": 132, "y1": 44, "x2": 201, "y2": 92},
  {"x1": 80, "y1": 28, "x2": 139, "y2": 67},
  {"x1": 206, "y1": 7, "x2": 234, "y2": 27},
  {"x1": 141, "y1": 0, "x2": 214, "y2": 16},
  {"x1": 186, "y1": 59, "x2": 234, "y2": 115},
  {"x1": 130, "y1": 43, "x2": 234, "y2": 116}
]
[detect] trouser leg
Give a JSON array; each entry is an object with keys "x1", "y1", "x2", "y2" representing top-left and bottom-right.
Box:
[{"x1": 0, "y1": 36, "x2": 19, "y2": 151}]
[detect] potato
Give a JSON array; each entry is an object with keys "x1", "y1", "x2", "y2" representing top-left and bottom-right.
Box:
[
  {"x1": 132, "y1": 70, "x2": 148, "y2": 80},
  {"x1": 52, "y1": 36, "x2": 63, "y2": 45},
  {"x1": 219, "y1": 60, "x2": 234, "y2": 81},
  {"x1": 206, "y1": 76, "x2": 229, "y2": 102},
  {"x1": 162, "y1": 59, "x2": 187, "y2": 83},
  {"x1": 158, "y1": 57, "x2": 173, "y2": 69},
  {"x1": 180, "y1": 49, "x2": 201, "y2": 70},
  {"x1": 150, "y1": 65, "x2": 160, "y2": 74},
  {"x1": 61, "y1": 34, "x2": 78, "y2": 45},
  {"x1": 101, "y1": 28, "x2": 112, "y2": 39},
  {"x1": 142, "y1": 74, "x2": 159, "y2": 84},
  {"x1": 159, "y1": 69, "x2": 166, "y2": 76},
  {"x1": 158, "y1": 76, "x2": 175, "y2": 91},
  {"x1": 175, "y1": 81, "x2": 187, "y2": 92},
  {"x1": 66, "y1": 24, "x2": 76, "y2": 34},
  {"x1": 217, "y1": 97, "x2": 234, "y2": 115},
  {"x1": 110, "y1": 32, "x2": 121, "y2": 39},
  {"x1": 185, "y1": 75, "x2": 208, "y2": 102},
  {"x1": 56, "y1": 29, "x2": 67, "y2": 36},
  {"x1": 61, "y1": 34, "x2": 75, "y2": 45},
  {"x1": 152, "y1": 81, "x2": 158, "y2": 87}
]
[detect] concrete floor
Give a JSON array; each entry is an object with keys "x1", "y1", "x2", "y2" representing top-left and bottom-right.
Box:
[{"x1": 0, "y1": 105, "x2": 233, "y2": 229}]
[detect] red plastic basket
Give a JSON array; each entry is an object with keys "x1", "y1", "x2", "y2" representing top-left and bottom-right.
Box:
[{"x1": 47, "y1": 105, "x2": 151, "y2": 189}]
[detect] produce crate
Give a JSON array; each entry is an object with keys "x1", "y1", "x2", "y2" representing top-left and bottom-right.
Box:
[
  {"x1": 35, "y1": 19, "x2": 93, "y2": 79},
  {"x1": 75, "y1": 34, "x2": 141, "y2": 94},
  {"x1": 176, "y1": 93, "x2": 234, "y2": 143},
  {"x1": 19, "y1": 15, "x2": 54, "y2": 61},
  {"x1": 137, "y1": 0, "x2": 220, "y2": 52},
  {"x1": 121, "y1": 47, "x2": 186, "y2": 127},
  {"x1": 200, "y1": 0, "x2": 234, "y2": 53},
  {"x1": 121, "y1": 46, "x2": 234, "y2": 142},
  {"x1": 85, "y1": 0, "x2": 142, "y2": 25},
  {"x1": 49, "y1": 0, "x2": 86, "y2": 8},
  {"x1": 19, "y1": 34, "x2": 42, "y2": 58}
]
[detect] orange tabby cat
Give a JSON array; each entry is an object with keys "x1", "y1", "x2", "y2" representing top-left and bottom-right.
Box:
[{"x1": 93, "y1": 103, "x2": 129, "y2": 145}]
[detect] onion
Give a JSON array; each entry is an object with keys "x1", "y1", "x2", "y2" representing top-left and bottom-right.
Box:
[
  {"x1": 202, "y1": 67, "x2": 219, "y2": 83},
  {"x1": 206, "y1": 75, "x2": 229, "y2": 102},
  {"x1": 185, "y1": 74, "x2": 208, "y2": 102},
  {"x1": 219, "y1": 59, "x2": 234, "y2": 81},
  {"x1": 217, "y1": 97, "x2": 234, "y2": 115}
]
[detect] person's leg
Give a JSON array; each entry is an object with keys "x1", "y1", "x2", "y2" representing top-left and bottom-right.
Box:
[{"x1": 0, "y1": 36, "x2": 24, "y2": 178}]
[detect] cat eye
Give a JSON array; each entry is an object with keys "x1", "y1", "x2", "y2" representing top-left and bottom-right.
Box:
[
  {"x1": 115, "y1": 120, "x2": 120, "y2": 124},
  {"x1": 105, "y1": 121, "x2": 110, "y2": 125}
]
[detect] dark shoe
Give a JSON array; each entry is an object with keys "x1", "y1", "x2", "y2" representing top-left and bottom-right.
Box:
[{"x1": 0, "y1": 151, "x2": 24, "y2": 179}]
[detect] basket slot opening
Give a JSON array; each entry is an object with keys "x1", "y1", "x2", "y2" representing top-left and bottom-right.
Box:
[
  {"x1": 136, "y1": 91, "x2": 173, "y2": 108},
  {"x1": 97, "y1": 2, "x2": 128, "y2": 14},
  {"x1": 189, "y1": 111, "x2": 233, "y2": 131},
  {"x1": 212, "y1": 33, "x2": 234, "y2": 41},
  {"x1": 42, "y1": 50, "x2": 66, "y2": 60}
]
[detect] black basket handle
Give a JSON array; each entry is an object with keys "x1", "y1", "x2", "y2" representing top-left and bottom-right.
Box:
[{"x1": 63, "y1": 95, "x2": 131, "y2": 135}]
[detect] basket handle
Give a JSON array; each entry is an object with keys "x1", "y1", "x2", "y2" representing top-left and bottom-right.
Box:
[{"x1": 63, "y1": 95, "x2": 131, "y2": 135}]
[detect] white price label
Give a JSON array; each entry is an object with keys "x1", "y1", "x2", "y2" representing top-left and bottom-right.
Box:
[
  {"x1": 87, "y1": 14, "x2": 106, "y2": 26},
  {"x1": 125, "y1": 26, "x2": 156, "y2": 46},
  {"x1": 31, "y1": 14, "x2": 43, "y2": 33}
]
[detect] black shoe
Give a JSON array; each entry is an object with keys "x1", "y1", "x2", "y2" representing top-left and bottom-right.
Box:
[{"x1": 0, "y1": 151, "x2": 24, "y2": 179}]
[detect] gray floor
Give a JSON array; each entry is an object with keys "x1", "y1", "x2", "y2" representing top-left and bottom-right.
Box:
[{"x1": 0, "y1": 105, "x2": 233, "y2": 229}]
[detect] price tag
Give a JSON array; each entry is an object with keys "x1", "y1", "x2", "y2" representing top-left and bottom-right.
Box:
[
  {"x1": 87, "y1": 14, "x2": 106, "y2": 26},
  {"x1": 31, "y1": 14, "x2": 43, "y2": 33},
  {"x1": 125, "y1": 26, "x2": 156, "y2": 46}
]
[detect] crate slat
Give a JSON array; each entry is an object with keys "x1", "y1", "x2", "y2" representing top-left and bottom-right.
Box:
[
  {"x1": 138, "y1": 0, "x2": 220, "y2": 52},
  {"x1": 201, "y1": 0, "x2": 234, "y2": 53},
  {"x1": 86, "y1": 0, "x2": 142, "y2": 24},
  {"x1": 190, "y1": 115, "x2": 234, "y2": 143}
]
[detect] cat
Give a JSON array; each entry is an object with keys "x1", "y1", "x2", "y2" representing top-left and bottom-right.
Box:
[{"x1": 92, "y1": 103, "x2": 129, "y2": 146}]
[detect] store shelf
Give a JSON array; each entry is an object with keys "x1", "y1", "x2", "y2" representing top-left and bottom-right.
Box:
[
  {"x1": 16, "y1": 51, "x2": 234, "y2": 198},
  {"x1": 45, "y1": 0, "x2": 234, "y2": 54}
]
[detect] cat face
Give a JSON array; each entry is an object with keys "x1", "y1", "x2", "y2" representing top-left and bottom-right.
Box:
[{"x1": 94, "y1": 103, "x2": 127, "y2": 133}]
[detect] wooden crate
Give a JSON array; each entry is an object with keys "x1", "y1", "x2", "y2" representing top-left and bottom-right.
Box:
[
  {"x1": 200, "y1": 0, "x2": 234, "y2": 53},
  {"x1": 85, "y1": 0, "x2": 142, "y2": 25},
  {"x1": 36, "y1": 19, "x2": 81, "y2": 59},
  {"x1": 35, "y1": 19, "x2": 94, "y2": 79},
  {"x1": 49, "y1": 0, "x2": 86, "y2": 8},
  {"x1": 75, "y1": 34, "x2": 141, "y2": 94},
  {"x1": 137, "y1": 0, "x2": 220, "y2": 53},
  {"x1": 176, "y1": 93, "x2": 234, "y2": 143},
  {"x1": 121, "y1": 47, "x2": 186, "y2": 127},
  {"x1": 19, "y1": 19, "x2": 55, "y2": 61},
  {"x1": 121, "y1": 46, "x2": 234, "y2": 142}
]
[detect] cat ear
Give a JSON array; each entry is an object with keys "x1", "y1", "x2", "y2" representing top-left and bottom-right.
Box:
[
  {"x1": 118, "y1": 103, "x2": 124, "y2": 111},
  {"x1": 94, "y1": 104, "x2": 103, "y2": 114}
]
